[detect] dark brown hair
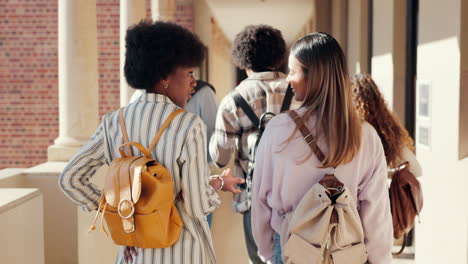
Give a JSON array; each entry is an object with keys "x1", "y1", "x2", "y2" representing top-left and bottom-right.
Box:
[{"x1": 231, "y1": 24, "x2": 286, "y2": 72}]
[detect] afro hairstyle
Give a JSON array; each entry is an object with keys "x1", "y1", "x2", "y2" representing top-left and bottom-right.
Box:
[
  {"x1": 231, "y1": 24, "x2": 286, "y2": 72},
  {"x1": 124, "y1": 20, "x2": 205, "y2": 91}
]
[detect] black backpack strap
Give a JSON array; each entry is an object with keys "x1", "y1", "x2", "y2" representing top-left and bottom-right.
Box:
[
  {"x1": 232, "y1": 91, "x2": 260, "y2": 128},
  {"x1": 280, "y1": 84, "x2": 293, "y2": 112}
]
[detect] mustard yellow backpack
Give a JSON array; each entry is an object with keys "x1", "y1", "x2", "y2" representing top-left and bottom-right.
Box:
[{"x1": 89, "y1": 108, "x2": 184, "y2": 248}]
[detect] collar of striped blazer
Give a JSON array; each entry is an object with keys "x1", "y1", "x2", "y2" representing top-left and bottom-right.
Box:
[{"x1": 137, "y1": 90, "x2": 174, "y2": 104}]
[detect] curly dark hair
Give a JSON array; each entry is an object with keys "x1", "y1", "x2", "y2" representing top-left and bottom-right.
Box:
[
  {"x1": 352, "y1": 73, "x2": 415, "y2": 168},
  {"x1": 231, "y1": 25, "x2": 286, "y2": 71},
  {"x1": 124, "y1": 20, "x2": 205, "y2": 91}
]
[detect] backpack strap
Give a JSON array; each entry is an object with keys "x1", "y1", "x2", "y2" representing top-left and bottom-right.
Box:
[
  {"x1": 119, "y1": 107, "x2": 132, "y2": 156},
  {"x1": 280, "y1": 84, "x2": 294, "y2": 112},
  {"x1": 232, "y1": 91, "x2": 260, "y2": 128},
  {"x1": 119, "y1": 108, "x2": 185, "y2": 156},
  {"x1": 393, "y1": 233, "x2": 408, "y2": 255},
  {"x1": 288, "y1": 110, "x2": 344, "y2": 206},
  {"x1": 118, "y1": 142, "x2": 152, "y2": 158},
  {"x1": 288, "y1": 110, "x2": 326, "y2": 164},
  {"x1": 232, "y1": 84, "x2": 292, "y2": 129},
  {"x1": 148, "y1": 109, "x2": 186, "y2": 153}
]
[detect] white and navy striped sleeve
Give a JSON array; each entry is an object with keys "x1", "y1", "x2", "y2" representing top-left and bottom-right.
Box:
[
  {"x1": 179, "y1": 117, "x2": 221, "y2": 219},
  {"x1": 58, "y1": 114, "x2": 108, "y2": 212}
]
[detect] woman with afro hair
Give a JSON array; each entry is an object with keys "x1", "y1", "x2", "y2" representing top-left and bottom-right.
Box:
[
  {"x1": 59, "y1": 20, "x2": 243, "y2": 264},
  {"x1": 209, "y1": 24, "x2": 293, "y2": 264}
]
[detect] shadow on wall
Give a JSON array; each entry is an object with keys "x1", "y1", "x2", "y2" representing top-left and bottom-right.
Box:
[{"x1": 372, "y1": 0, "x2": 461, "y2": 57}]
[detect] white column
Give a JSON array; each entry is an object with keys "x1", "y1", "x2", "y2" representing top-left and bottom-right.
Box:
[
  {"x1": 415, "y1": 0, "x2": 468, "y2": 263},
  {"x1": 120, "y1": 0, "x2": 146, "y2": 106},
  {"x1": 358, "y1": 0, "x2": 371, "y2": 74},
  {"x1": 371, "y1": 0, "x2": 395, "y2": 109},
  {"x1": 331, "y1": 0, "x2": 347, "y2": 54},
  {"x1": 391, "y1": 0, "x2": 407, "y2": 122},
  {"x1": 347, "y1": 0, "x2": 371, "y2": 75},
  {"x1": 371, "y1": 0, "x2": 408, "y2": 122},
  {"x1": 312, "y1": 0, "x2": 331, "y2": 33},
  {"x1": 48, "y1": 0, "x2": 99, "y2": 161},
  {"x1": 347, "y1": 0, "x2": 360, "y2": 74},
  {"x1": 151, "y1": 0, "x2": 176, "y2": 22}
]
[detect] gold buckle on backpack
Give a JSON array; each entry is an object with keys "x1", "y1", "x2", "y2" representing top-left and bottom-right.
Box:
[{"x1": 118, "y1": 199, "x2": 135, "y2": 219}]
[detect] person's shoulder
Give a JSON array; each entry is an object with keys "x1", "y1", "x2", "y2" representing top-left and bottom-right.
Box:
[
  {"x1": 258, "y1": 112, "x2": 296, "y2": 148},
  {"x1": 218, "y1": 87, "x2": 240, "y2": 112},
  {"x1": 361, "y1": 121, "x2": 378, "y2": 138},
  {"x1": 178, "y1": 110, "x2": 206, "y2": 130},
  {"x1": 100, "y1": 108, "x2": 121, "y2": 124},
  {"x1": 261, "y1": 112, "x2": 294, "y2": 138},
  {"x1": 236, "y1": 74, "x2": 279, "y2": 93},
  {"x1": 196, "y1": 84, "x2": 216, "y2": 96},
  {"x1": 193, "y1": 85, "x2": 217, "y2": 103},
  {"x1": 268, "y1": 111, "x2": 294, "y2": 127},
  {"x1": 232, "y1": 76, "x2": 285, "y2": 102},
  {"x1": 178, "y1": 109, "x2": 202, "y2": 123},
  {"x1": 267, "y1": 72, "x2": 288, "y2": 88},
  {"x1": 237, "y1": 72, "x2": 287, "y2": 91},
  {"x1": 234, "y1": 79, "x2": 256, "y2": 94},
  {"x1": 360, "y1": 121, "x2": 384, "y2": 153}
]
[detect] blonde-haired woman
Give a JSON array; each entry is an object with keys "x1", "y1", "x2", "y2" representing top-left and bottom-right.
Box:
[{"x1": 251, "y1": 32, "x2": 393, "y2": 264}]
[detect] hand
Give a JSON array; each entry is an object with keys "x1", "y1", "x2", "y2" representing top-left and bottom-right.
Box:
[
  {"x1": 219, "y1": 168, "x2": 244, "y2": 194},
  {"x1": 124, "y1": 246, "x2": 137, "y2": 263}
]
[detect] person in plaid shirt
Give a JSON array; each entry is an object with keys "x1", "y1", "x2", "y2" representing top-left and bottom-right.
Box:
[{"x1": 209, "y1": 24, "x2": 292, "y2": 264}]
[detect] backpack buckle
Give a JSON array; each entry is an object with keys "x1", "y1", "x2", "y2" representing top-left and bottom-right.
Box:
[{"x1": 118, "y1": 199, "x2": 135, "y2": 219}]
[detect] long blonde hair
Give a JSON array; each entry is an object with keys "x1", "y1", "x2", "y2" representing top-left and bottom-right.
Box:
[{"x1": 289, "y1": 33, "x2": 362, "y2": 168}]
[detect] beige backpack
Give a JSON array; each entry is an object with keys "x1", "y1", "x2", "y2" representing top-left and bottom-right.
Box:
[{"x1": 280, "y1": 111, "x2": 368, "y2": 264}]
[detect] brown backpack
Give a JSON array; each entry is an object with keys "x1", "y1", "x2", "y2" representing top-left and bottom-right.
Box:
[
  {"x1": 389, "y1": 162, "x2": 423, "y2": 255},
  {"x1": 88, "y1": 108, "x2": 184, "y2": 248}
]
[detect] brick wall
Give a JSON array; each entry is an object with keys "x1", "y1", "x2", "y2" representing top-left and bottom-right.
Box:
[
  {"x1": 0, "y1": 0, "x2": 59, "y2": 169},
  {"x1": 96, "y1": 0, "x2": 156, "y2": 118},
  {"x1": 146, "y1": 0, "x2": 152, "y2": 20},
  {"x1": 174, "y1": 0, "x2": 193, "y2": 31},
  {"x1": 0, "y1": 0, "x2": 193, "y2": 169},
  {"x1": 96, "y1": 0, "x2": 120, "y2": 118}
]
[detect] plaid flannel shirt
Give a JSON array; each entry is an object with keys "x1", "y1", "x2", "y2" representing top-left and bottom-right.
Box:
[{"x1": 209, "y1": 71, "x2": 297, "y2": 213}]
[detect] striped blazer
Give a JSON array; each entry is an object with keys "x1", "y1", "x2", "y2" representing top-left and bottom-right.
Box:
[{"x1": 59, "y1": 92, "x2": 221, "y2": 264}]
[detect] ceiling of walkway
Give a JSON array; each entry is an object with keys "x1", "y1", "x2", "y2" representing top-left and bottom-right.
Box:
[{"x1": 205, "y1": 0, "x2": 314, "y2": 45}]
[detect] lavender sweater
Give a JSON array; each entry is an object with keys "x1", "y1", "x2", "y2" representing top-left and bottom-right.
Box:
[{"x1": 251, "y1": 108, "x2": 393, "y2": 264}]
